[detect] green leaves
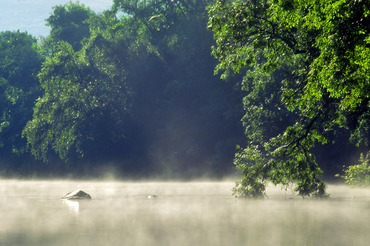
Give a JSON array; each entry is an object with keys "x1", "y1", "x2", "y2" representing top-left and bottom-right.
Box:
[
  {"x1": 0, "y1": 31, "x2": 43, "y2": 157},
  {"x1": 23, "y1": 38, "x2": 131, "y2": 162},
  {"x1": 46, "y1": 2, "x2": 96, "y2": 51},
  {"x1": 233, "y1": 146, "x2": 268, "y2": 198},
  {"x1": 208, "y1": 0, "x2": 370, "y2": 197},
  {"x1": 339, "y1": 151, "x2": 370, "y2": 187}
]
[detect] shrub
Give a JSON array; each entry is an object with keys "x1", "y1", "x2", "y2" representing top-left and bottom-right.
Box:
[{"x1": 340, "y1": 152, "x2": 370, "y2": 187}]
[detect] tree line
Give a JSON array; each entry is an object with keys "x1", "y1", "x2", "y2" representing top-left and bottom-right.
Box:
[
  {"x1": 0, "y1": 0, "x2": 245, "y2": 178},
  {"x1": 1, "y1": 0, "x2": 369, "y2": 193}
]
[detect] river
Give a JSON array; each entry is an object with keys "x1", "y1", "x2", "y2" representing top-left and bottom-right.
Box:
[{"x1": 0, "y1": 180, "x2": 369, "y2": 246}]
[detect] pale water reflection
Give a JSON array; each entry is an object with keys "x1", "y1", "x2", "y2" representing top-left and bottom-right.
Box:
[
  {"x1": 0, "y1": 180, "x2": 369, "y2": 246},
  {"x1": 62, "y1": 199, "x2": 80, "y2": 214}
]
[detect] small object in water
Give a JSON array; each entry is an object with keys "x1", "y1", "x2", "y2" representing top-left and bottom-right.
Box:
[
  {"x1": 147, "y1": 195, "x2": 157, "y2": 199},
  {"x1": 62, "y1": 190, "x2": 92, "y2": 200}
]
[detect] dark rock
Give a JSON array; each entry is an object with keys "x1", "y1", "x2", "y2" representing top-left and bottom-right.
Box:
[{"x1": 62, "y1": 190, "x2": 92, "y2": 200}]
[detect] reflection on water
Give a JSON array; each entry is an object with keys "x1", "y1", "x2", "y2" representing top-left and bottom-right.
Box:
[
  {"x1": 0, "y1": 180, "x2": 369, "y2": 246},
  {"x1": 62, "y1": 199, "x2": 80, "y2": 214}
]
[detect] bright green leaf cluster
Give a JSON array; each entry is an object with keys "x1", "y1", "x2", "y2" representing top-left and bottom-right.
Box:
[
  {"x1": 208, "y1": 0, "x2": 370, "y2": 197},
  {"x1": 339, "y1": 151, "x2": 370, "y2": 187}
]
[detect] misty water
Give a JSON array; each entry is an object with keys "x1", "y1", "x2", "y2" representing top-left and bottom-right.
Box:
[{"x1": 0, "y1": 180, "x2": 369, "y2": 246}]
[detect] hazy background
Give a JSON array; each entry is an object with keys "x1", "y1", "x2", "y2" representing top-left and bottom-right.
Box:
[{"x1": 0, "y1": 0, "x2": 112, "y2": 36}]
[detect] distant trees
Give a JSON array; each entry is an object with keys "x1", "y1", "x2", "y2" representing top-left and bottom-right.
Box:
[
  {"x1": 2, "y1": 0, "x2": 244, "y2": 177},
  {"x1": 208, "y1": 0, "x2": 370, "y2": 197},
  {"x1": 0, "y1": 31, "x2": 44, "y2": 169},
  {"x1": 46, "y1": 2, "x2": 96, "y2": 51},
  {"x1": 23, "y1": 39, "x2": 131, "y2": 163}
]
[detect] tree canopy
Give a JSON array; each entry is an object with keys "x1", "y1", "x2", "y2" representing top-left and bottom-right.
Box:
[
  {"x1": 14, "y1": 0, "x2": 245, "y2": 177},
  {"x1": 0, "y1": 31, "x2": 44, "y2": 167},
  {"x1": 23, "y1": 37, "x2": 131, "y2": 163},
  {"x1": 46, "y1": 1, "x2": 96, "y2": 51},
  {"x1": 208, "y1": 0, "x2": 370, "y2": 197},
  {"x1": 5, "y1": 0, "x2": 368, "y2": 184}
]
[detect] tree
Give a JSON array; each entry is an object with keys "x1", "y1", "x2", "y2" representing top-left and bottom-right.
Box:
[
  {"x1": 22, "y1": 0, "x2": 245, "y2": 177},
  {"x1": 23, "y1": 36, "x2": 132, "y2": 163},
  {"x1": 208, "y1": 0, "x2": 370, "y2": 197},
  {"x1": 46, "y1": 1, "x2": 96, "y2": 51},
  {"x1": 0, "y1": 31, "x2": 43, "y2": 163}
]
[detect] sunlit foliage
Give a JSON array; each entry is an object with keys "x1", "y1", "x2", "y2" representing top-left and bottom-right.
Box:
[
  {"x1": 208, "y1": 0, "x2": 370, "y2": 197},
  {"x1": 339, "y1": 151, "x2": 370, "y2": 187}
]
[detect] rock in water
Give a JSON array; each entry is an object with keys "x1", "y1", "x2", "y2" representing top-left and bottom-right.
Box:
[{"x1": 62, "y1": 190, "x2": 92, "y2": 200}]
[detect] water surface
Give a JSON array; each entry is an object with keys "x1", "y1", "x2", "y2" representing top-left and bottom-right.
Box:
[{"x1": 0, "y1": 180, "x2": 369, "y2": 246}]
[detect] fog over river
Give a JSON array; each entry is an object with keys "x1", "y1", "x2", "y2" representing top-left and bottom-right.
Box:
[{"x1": 0, "y1": 180, "x2": 369, "y2": 246}]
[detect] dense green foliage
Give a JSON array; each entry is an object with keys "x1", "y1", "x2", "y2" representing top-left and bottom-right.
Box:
[
  {"x1": 23, "y1": 39, "x2": 131, "y2": 163},
  {"x1": 208, "y1": 0, "x2": 370, "y2": 197},
  {"x1": 339, "y1": 152, "x2": 370, "y2": 187},
  {"x1": 0, "y1": 31, "x2": 44, "y2": 173},
  {"x1": 2, "y1": 0, "x2": 369, "y2": 185},
  {"x1": 1, "y1": 1, "x2": 245, "y2": 178},
  {"x1": 45, "y1": 2, "x2": 96, "y2": 51}
]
